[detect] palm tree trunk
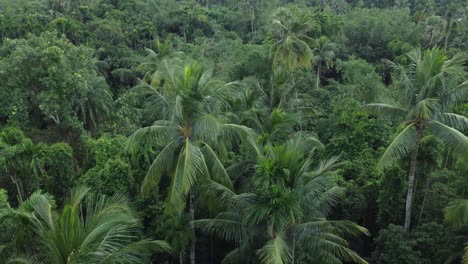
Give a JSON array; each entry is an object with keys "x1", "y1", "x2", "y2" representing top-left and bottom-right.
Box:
[
  {"x1": 417, "y1": 172, "x2": 431, "y2": 226},
  {"x1": 180, "y1": 252, "x2": 184, "y2": 264},
  {"x1": 443, "y1": 18, "x2": 451, "y2": 52},
  {"x1": 190, "y1": 189, "x2": 196, "y2": 264},
  {"x1": 292, "y1": 232, "x2": 296, "y2": 264},
  {"x1": 316, "y1": 65, "x2": 321, "y2": 89},
  {"x1": 10, "y1": 172, "x2": 24, "y2": 203},
  {"x1": 404, "y1": 127, "x2": 422, "y2": 232},
  {"x1": 249, "y1": 0, "x2": 255, "y2": 33},
  {"x1": 292, "y1": 75, "x2": 302, "y2": 131}
]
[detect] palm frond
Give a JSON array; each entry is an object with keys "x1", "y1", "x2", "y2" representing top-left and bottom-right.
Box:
[
  {"x1": 257, "y1": 233, "x2": 291, "y2": 264},
  {"x1": 166, "y1": 140, "x2": 208, "y2": 214},
  {"x1": 377, "y1": 124, "x2": 417, "y2": 172},
  {"x1": 126, "y1": 124, "x2": 178, "y2": 155},
  {"x1": 438, "y1": 113, "x2": 468, "y2": 131},
  {"x1": 429, "y1": 121, "x2": 468, "y2": 155},
  {"x1": 361, "y1": 103, "x2": 407, "y2": 121},
  {"x1": 141, "y1": 140, "x2": 178, "y2": 194},
  {"x1": 194, "y1": 213, "x2": 244, "y2": 243},
  {"x1": 201, "y1": 142, "x2": 234, "y2": 190},
  {"x1": 222, "y1": 124, "x2": 260, "y2": 155}
]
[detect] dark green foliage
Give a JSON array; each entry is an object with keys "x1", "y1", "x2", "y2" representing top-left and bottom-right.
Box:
[
  {"x1": 0, "y1": 0, "x2": 466, "y2": 263},
  {"x1": 41, "y1": 143, "x2": 76, "y2": 205}
]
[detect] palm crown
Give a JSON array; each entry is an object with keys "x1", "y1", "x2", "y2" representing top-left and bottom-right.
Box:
[
  {"x1": 365, "y1": 48, "x2": 467, "y2": 169},
  {"x1": 364, "y1": 48, "x2": 468, "y2": 231},
  {"x1": 127, "y1": 60, "x2": 257, "y2": 214},
  {"x1": 1, "y1": 186, "x2": 169, "y2": 263},
  {"x1": 196, "y1": 135, "x2": 368, "y2": 264}
]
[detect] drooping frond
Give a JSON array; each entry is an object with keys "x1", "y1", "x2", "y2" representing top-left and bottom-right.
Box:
[
  {"x1": 377, "y1": 124, "x2": 417, "y2": 172},
  {"x1": 141, "y1": 140, "x2": 178, "y2": 194},
  {"x1": 429, "y1": 121, "x2": 468, "y2": 155},
  {"x1": 257, "y1": 233, "x2": 291, "y2": 264},
  {"x1": 201, "y1": 142, "x2": 234, "y2": 190},
  {"x1": 125, "y1": 123, "x2": 178, "y2": 155},
  {"x1": 438, "y1": 113, "x2": 468, "y2": 131},
  {"x1": 310, "y1": 156, "x2": 340, "y2": 178},
  {"x1": 166, "y1": 140, "x2": 208, "y2": 214},
  {"x1": 222, "y1": 124, "x2": 260, "y2": 155},
  {"x1": 194, "y1": 212, "x2": 245, "y2": 243},
  {"x1": 361, "y1": 103, "x2": 407, "y2": 122}
]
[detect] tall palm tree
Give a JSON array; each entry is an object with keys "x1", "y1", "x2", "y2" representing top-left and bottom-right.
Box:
[
  {"x1": 2, "y1": 186, "x2": 170, "y2": 263},
  {"x1": 127, "y1": 61, "x2": 257, "y2": 264},
  {"x1": 75, "y1": 75, "x2": 113, "y2": 133},
  {"x1": 312, "y1": 36, "x2": 335, "y2": 89},
  {"x1": 363, "y1": 48, "x2": 468, "y2": 231},
  {"x1": 271, "y1": 7, "x2": 314, "y2": 73},
  {"x1": 196, "y1": 134, "x2": 368, "y2": 264},
  {"x1": 271, "y1": 7, "x2": 314, "y2": 115}
]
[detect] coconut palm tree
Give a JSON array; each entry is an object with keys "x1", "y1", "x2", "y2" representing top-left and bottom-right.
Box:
[
  {"x1": 363, "y1": 48, "x2": 468, "y2": 231},
  {"x1": 195, "y1": 134, "x2": 368, "y2": 264},
  {"x1": 271, "y1": 7, "x2": 314, "y2": 116},
  {"x1": 75, "y1": 75, "x2": 113, "y2": 133},
  {"x1": 2, "y1": 186, "x2": 170, "y2": 263},
  {"x1": 271, "y1": 7, "x2": 314, "y2": 73},
  {"x1": 127, "y1": 61, "x2": 257, "y2": 264},
  {"x1": 312, "y1": 36, "x2": 335, "y2": 89}
]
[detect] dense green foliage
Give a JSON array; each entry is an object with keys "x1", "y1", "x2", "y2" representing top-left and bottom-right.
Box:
[{"x1": 0, "y1": 0, "x2": 466, "y2": 263}]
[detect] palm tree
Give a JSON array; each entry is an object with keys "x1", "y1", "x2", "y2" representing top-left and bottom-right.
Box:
[
  {"x1": 271, "y1": 7, "x2": 314, "y2": 115},
  {"x1": 444, "y1": 200, "x2": 468, "y2": 263},
  {"x1": 237, "y1": 0, "x2": 264, "y2": 33},
  {"x1": 2, "y1": 186, "x2": 170, "y2": 263},
  {"x1": 312, "y1": 36, "x2": 335, "y2": 89},
  {"x1": 75, "y1": 75, "x2": 113, "y2": 133},
  {"x1": 196, "y1": 134, "x2": 368, "y2": 263},
  {"x1": 363, "y1": 48, "x2": 468, "y2": 231},
  {"x1": 422, "y1": 16, "x2": 446, "y2": 48},
  {"x1": 271, "y1": 7, "x2": 314, "y2": 73},
  {"x1": 127, "y1": 61, "x2": 257, "y2": 264}
]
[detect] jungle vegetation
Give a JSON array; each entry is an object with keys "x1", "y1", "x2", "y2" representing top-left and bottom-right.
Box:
[{"x1": 0, "y1": 0, "x2": 467, "y2": 263}]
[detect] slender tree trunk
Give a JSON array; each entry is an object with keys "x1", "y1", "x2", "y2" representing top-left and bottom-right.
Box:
[
  {"x1": 249, "y1": 0, "x2": 255, "y2": 33},
  {"x1": 180, "y1": 251, "x2": 184, "y2": 264},
  {"x1": 443, "y1": 18, "x2": 451, "y2": 52},
  {"x1": 190, "y1": 189, "x2": 196, "y2": 264},
  {"x1": 418, "y1": 171, "x2": 432, "y2": 227},
  {"x1": 404, "y1": 127, "x2": 422, "y2": 232},
  {"x1": 316, "y1": 65, "x2": 321, "y2": 89},
  {"x1": 291, "y1": 232, "x2": 296, "y2": 264},
  {"x1": 10, "y1": 172, "x2": 24, "y2": 203},
  {"x1": 292, "y1": 75, "x2": 302, "y2": 131}
]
